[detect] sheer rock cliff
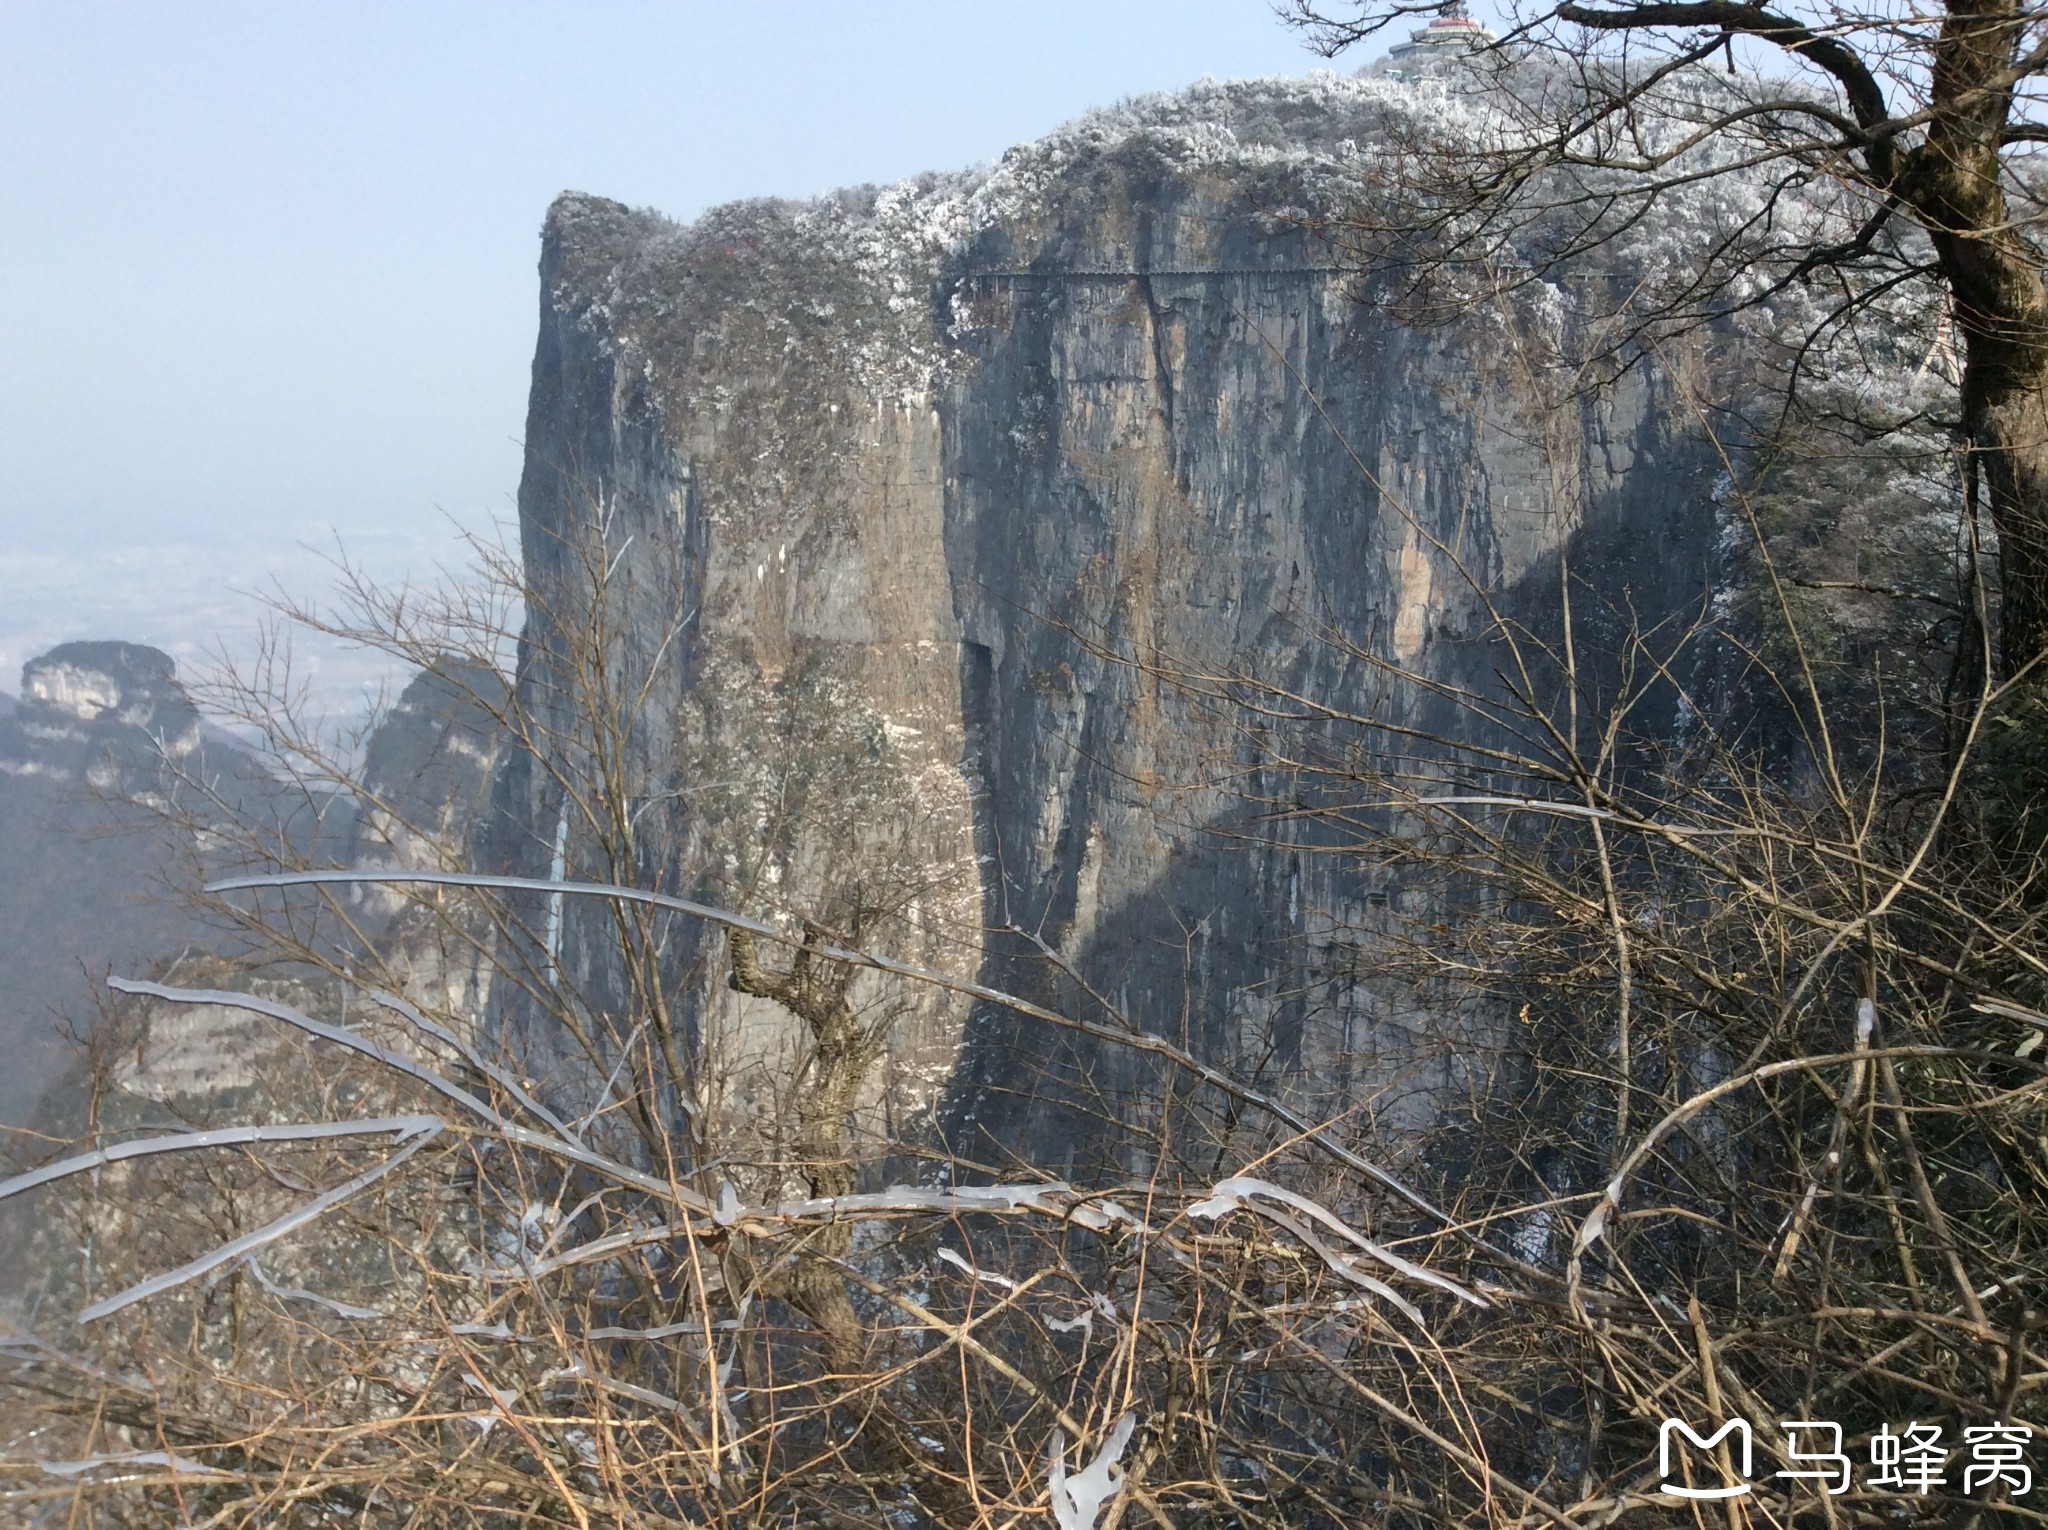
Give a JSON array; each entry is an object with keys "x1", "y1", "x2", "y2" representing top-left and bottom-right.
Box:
[{"x1": 490, "y1": 75, "x2": 1934, "y2": 1172}]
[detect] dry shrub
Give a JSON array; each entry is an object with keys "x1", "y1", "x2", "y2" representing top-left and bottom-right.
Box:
[{"x1": 3, "y1": 449, "x2": 2045, "y2": 1530}]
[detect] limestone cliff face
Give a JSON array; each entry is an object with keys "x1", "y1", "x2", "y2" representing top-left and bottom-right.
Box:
[{"x1": 495, "y1": 76, "x2": 1755, "y2": 1169}]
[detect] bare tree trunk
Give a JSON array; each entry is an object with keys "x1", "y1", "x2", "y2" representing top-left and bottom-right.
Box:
[
  {"x1": 1909, "y1": 0, "x2": 2048, "y2": 676},
  {"x1": 723, "y1": 922, "x2": 955, "y2": 1495},
  {"x1": 727, "y1": 924, "x2": 879, "y2": 1374},
  {"x1": 1963, "y1": 357, "x2": 2048, "y2": 676}
]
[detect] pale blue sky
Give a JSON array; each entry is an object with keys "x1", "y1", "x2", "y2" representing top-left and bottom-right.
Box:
[{"x1": 0, "y1": 3, "x2": 1336, "y2": 704}]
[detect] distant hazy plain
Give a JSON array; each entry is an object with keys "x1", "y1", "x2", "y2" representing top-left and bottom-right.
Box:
[
  {"x1": 0, "y1": 516, "x2": 496, "y2": 720},
  {"x1": 1, "y1": 3, "x2": 1321, "y2": 719}
]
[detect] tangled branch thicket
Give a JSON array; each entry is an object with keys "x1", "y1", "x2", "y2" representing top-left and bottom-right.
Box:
[{"x1": 1, "y1": 436, "x2": 2042, "y2": 1528}]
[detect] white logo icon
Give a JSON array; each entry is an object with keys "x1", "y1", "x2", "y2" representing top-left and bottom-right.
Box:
[{"x1": 1659, "y1": 1418, "x2": 1753, "y2": 1500}]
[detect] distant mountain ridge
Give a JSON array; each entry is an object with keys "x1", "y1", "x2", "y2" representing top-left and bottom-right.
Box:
[
  {"x1": 0, "y1": 640, "x2": 502, "y2": 1133},
  {"x1": 0, "y1": 641, "x2": 231, "y2": 1126}
]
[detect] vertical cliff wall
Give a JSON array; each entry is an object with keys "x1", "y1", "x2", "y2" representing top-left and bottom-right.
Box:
[{"x1": 495, "y1": 76, "x2": 1742, "y2": 1172}]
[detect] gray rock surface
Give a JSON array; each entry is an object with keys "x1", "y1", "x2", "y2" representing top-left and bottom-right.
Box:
[
  {"x1": 0, "y1": 647, "x2": 508, "y2": 1136},
  {"x1": 491, "y1": 74, "x2": 1942, "y2": 1174},
  {"x1": 0, "y1": 644, "x2": 224, "y2": 1125}
]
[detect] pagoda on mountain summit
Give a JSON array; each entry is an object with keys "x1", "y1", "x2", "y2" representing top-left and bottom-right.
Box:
[{"x1": 1385, "y1": 1, "x2": 1498, "y2": 63}]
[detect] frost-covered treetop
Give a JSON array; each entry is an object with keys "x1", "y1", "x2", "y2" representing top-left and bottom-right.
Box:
[
  {"x1": 541, "y1": 63, "x2": 1925, "y2": 406},
  {"x1": 548, "y1": 72, "x2": 1503, "y2": 299}
]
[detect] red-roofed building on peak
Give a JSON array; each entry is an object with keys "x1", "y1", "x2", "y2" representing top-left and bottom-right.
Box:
[{"x1": 1386, "y1": 1, "x2": 1498, "y2": 64}]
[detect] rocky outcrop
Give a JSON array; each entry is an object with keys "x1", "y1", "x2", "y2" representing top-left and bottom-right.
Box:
[
  {"x1": 2, "y1": 641, "x2": 202, "y2": 787},
  {"x1": 0, "y1": 645, "x2": 509, "y2": 1136},
  {"x1": 492, "y1": 74, "x2": 1940, "y2": 1173},
  {"x1": 0, "y1": 644, "x2": 226, "y2": 1125},
  {"x1": 348, "y1": 664, "x2": 506, "y2": 912},
  {"x1": 343, "y1": 661, "x2": 510, "y2": 1017}
]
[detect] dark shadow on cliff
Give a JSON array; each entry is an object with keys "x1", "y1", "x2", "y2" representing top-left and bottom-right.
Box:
[{"x1": 933, "y1": 405, "x2": 1769, "y2": 1181}]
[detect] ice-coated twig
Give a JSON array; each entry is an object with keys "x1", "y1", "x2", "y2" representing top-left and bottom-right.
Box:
[
  {"x1": 108, "y1": 976, "x2": 505, "y2": 1125},
  {"x1": 108, "y1": 976, "x2": 714, "y2": 1214},
  {"x1": 1972, "y1": 994, "x2": 2048, "y2": 1031},
  {"x1": 79, "y1": 1125, "x2": 441, "y2": 1324},
  {"x1": 713, "y1": 1182, "x2": 742, "y2": 1225},
  {"x1": 537, "y1": 1366, "x2": 719, "y2": 1460},
  {"x1": 581, "y1": 1373, "x2": 691, "y2": 1417},
  {"x1": 450, "y1": 1320, "x2": 522, "y2": 1340},
  {"x1": 1187, "y1": 1175, "x2": 1486, "y2": 1308},
  {"x1": 1388, "y1": 795, "x2": 1754, "y2": 838},
  {"x1": 1215, "y1": 1199, "x2": 1428, "y2": 1326},
  {"x1": 517, "y1": 1222, "x2": 692, "y2": 1279},
  {"x1": 746, "y1": 1181, "x2": 1133, "y2": 1232},
  {"x1": 1562, "y1": 1040, "x2": 1979, "y2": 1314},
  {"x1": 460, "y1": 1371, "x2": 518, "y2": 1439},
  {"x1": 937, "y1": 1247, "x2": 1020, "y2": 1291},
  {"x1": 1049, "y1": 1292, "x2": 1120, "y2": 1339},
  {"x1": 520, "y1": 1181, "x2": 1133, "y2": 1276},
  {"x1": 582, "y1": 1320, "x2": 704, "y2": 1341},
  {"x1": 1047, "y1": 1412, "x2": 1137, "y2": 1530},
  {"x1": 244, "y1": 1254, "x2": 387, "y2": 1320},
  {"x1": 1774, "y1": 996, "x2": 1877, "y2": 1278},
  {"x1": 1045, "y1": 1310, "x2": 1094, "y2": 1338},
  {"x1": 569, "y1": 1016, "x2": 653, "y2": 1136},
  {"x1": 39, "y1": 1451, "x2": 230, "y2": 1480},
  {"x1": 208, "y1": 869, "x2": 1458, "y2": 1230},
  {"x1": 463, "y1": 1372, "x2": 518, "y2": 1409},
  {"x1": 0, "y1": 1115, "x2": 440, "y2": 1206},
  {"x1": 0, "y1": 1320, "x2": 148, "y2": 1393},
  {"x1": 369, "y1": 987, "x2": 582, "y2": 1142}
]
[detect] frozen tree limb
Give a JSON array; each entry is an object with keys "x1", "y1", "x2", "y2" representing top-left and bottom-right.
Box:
[
  {"x1": 0, "y1": 1115, "x2": 441, "y2": 1206},
  {"x1": 78, "y1": 1126, "x2": 441, "y2": 1324},
  {"x1": 1187, "y1": 1176, "x2": 1486, "y2": 1308},
  {"x1": 38, "y1": 1451, "x2": 230, "y2": 1480},
  {"x1": 107, "y1": 975, "x2": 715, "y2": 1213},
  {"x1": 1047, "y1": 1412, "x2": 1137, "y2": 1530},
  {"x1": 936, "y1": 1247, "x2": 1021, "y2": 1291},
  {"x1": 207, "y1": 869, "x2": 1459, "y2": 1232},
  {"x1": 368, "y1": 987, "x2": 583, "y2": 1142},
  {"x1": 1563, "y1": 1042, "x2": 2018, "y2": 1315},
  {"x1": 244, "y1": 1255, "x2": 388, "y2": 1321},
  {"x1": 1772, "y1": 996, "x2": 1877, "y2": 1278},
  {"x1": 107, "y1": 976, "x2": 506, "y2": 1126}
]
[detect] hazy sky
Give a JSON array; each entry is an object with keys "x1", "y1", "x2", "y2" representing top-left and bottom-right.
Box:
[{"x1": 0, "y1": 3, "x2": 1337, "y2": 706}]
